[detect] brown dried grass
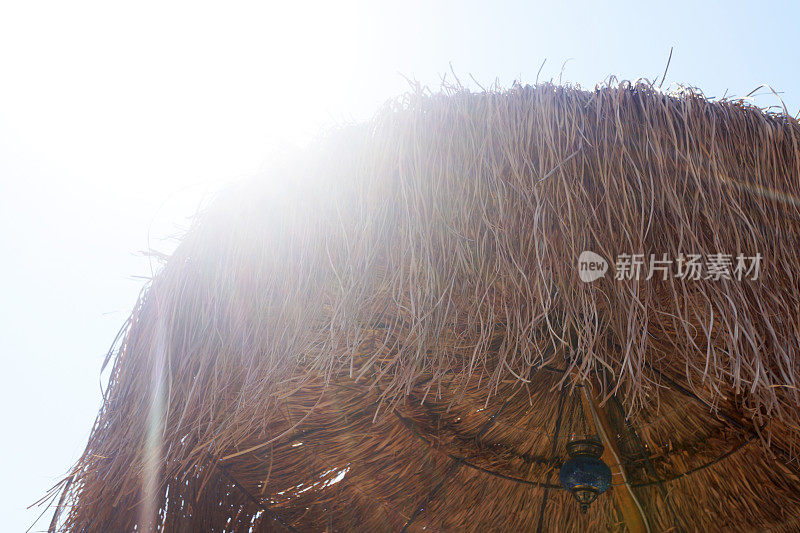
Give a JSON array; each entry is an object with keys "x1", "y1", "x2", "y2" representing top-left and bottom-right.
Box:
[{"x1": 47, "y1": 80, "x2": 800, "y2": 531}]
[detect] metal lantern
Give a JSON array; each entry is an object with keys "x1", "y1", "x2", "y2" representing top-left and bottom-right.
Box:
[{"x1": 559, "y1": 436, "x2": 612, "y2": 513}]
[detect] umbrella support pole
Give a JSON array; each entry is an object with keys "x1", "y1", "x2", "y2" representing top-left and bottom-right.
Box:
[{"x1": 580, "y1": 388, "x2": 650, "y2": 533}]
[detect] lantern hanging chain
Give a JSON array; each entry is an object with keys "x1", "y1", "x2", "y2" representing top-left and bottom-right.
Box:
[
  {"x1": 563, "y1": 385, "x2": 578, "y2": 441},
  {"x1": 576, "y1": 384, "x2": 590, "y2": 438}
]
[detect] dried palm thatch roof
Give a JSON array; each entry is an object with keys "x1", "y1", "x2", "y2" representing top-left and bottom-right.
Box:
[{"x1": 48, "y1": 81, "x2": 800, "y2": 531}]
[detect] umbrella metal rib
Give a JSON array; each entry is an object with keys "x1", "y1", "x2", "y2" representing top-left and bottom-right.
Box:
[
  {"x1": 534, "y1": 385, "x2": 568, "y2": 533},
  {"x1": 399, "y1": 393, "x2": 515, "y2": 531}
]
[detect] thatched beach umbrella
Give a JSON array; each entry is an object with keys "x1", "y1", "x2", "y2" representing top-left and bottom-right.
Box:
[{"x1": 50, "y1": 82, "x2": 800, "y2": 531}]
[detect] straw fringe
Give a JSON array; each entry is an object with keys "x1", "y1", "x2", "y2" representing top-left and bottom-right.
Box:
[{"x1": 49, "y1": 80, "x2": 800, "y2": 531}]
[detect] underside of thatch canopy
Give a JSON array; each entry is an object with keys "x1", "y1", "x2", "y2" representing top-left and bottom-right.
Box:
[{"x1": 50, "y1": 81, "x2": 800, "y2": 531}]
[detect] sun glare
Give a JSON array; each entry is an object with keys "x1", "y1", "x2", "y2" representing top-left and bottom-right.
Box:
[{"x1": 1, "y1": 1, "x2": 367, "y2": 233}]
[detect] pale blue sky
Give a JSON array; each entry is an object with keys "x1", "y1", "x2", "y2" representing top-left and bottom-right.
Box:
[{"x1": 1, "y1": 1, "x2": 798, "y2": 530}]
